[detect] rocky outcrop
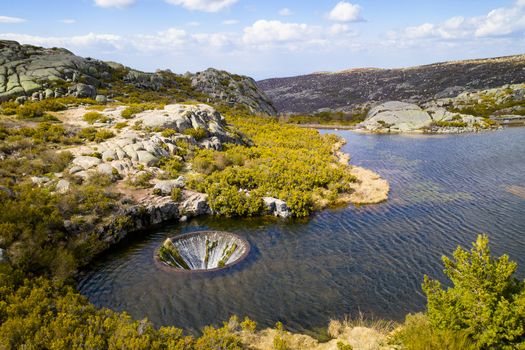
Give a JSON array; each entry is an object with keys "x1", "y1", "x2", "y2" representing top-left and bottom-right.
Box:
[
  {"x1": 0, "y1": 40, "x2": 275, "y2": 115},
  {"x1": 359, "y1": 101, "x2": 432, "y2": 132},
  {"x1": 153, "y1": 177, "x2": 185, "y2": 196},
  {"x1": 263, "y1": 197, "x2": 292, "y2": 218},
  {"x1": 0, "y1": 40, "x2": 111, "y2": 101},
  {"x1": 99, "y1": 190, "x2": 211, "y2": 245},
  {"x1": 258, "y1": 54, "x2": 525, "y2": 114},
  {"x1": 66, "y1": 103, "x2": 238, "y2": 178},
  {"x1": 190, "y1": 68, "x2": 276, "y2": 115},
  {"x1": 136, "y1": 103, "x2": 234, "y2": 142}
]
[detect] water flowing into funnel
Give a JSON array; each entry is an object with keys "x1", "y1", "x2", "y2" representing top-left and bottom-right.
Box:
[{"x1": 156, "y1": 231, "x2": 250, "y2": 272}]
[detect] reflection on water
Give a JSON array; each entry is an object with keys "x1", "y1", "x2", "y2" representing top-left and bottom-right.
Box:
[{"x1": 78, "y1": 128, "x2": 525, "y2": 334}]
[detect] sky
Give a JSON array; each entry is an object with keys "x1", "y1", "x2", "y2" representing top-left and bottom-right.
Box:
[{"x1": 1, "y1": 0, "x2": 525, "y2": 79}]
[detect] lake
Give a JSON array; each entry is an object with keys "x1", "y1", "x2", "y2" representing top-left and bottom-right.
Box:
[{"x1": 78, "y1": 127, "x2": 525, "y2": 334}]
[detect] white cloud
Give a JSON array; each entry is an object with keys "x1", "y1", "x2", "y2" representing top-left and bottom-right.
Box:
[
  {"x1": 0, "y1": 32, "x2": 124, "y2": 51},
  {"x1": 243, "y1": 20, "x2": 314, "y2": 46},
  {"x1": 392, "y1": 1, "x2": 525, "y2": 43},
  {"x1": 474, "y1": 6, "x2": 525, "y2": 37},
  {"x1": 188, "y1": 21, "x2": 201, "y2": 26},
  {"x1": 278, "y1": 8, "x2": 293, "y2": 16},
  {"x1": 94, "y1": 0, "x2": 136, "y2": 8},
  {"x1": 60, "y1": 19, "x2": 76, "y2": 24},
  {"x1": 193, "y1": 32, "x2": 236, "y2": 47},
  {"x1": 329, "y1": 23, "x2": 350, "y2": 35},
  {"x1": 164, "y1": 0, "x2": 237, "y2": 12},
  {"x1": 223, "y1": 19, "x2": 239, "y2": 25},
  {"x1": 328, "y1": 2, "x2": 362, "y2": 22},
  {"x1": 241, "y1": 20, "x2": 360, "y2": 50},
  {"x1": 0, "y1": 16, "x2": 26, "y2": 24}
]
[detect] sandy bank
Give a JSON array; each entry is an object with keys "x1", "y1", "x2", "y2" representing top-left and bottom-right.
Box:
[{"x1": 346, "y1": 166, "x2": 390, "y2": 205}]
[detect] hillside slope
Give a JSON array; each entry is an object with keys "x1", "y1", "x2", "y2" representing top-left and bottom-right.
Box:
[
  {"x1": 0, "y1": 40, "x2": 276, "y2": 115},
  {"x1": 257, "y1": 55, "x2": 525, "y2": 114}
]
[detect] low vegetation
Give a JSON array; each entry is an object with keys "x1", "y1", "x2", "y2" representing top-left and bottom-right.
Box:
[
  {"x1": 187, "y1": 113, "x2": 356, "y2": 217},
  {"x1": 281, "y1": 109, "x2": 369, "y2": 126},
  {"x1": 83, "y1": 111, "x2": 110, "y2": 124},
  {"x1": 448, "y1": 93, "x2": 525, "y2": 118},
  {"x1": 120, "y1": 103, "x2": 164, "y2": 119}
]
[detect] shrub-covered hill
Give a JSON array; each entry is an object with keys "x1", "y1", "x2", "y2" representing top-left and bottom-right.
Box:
[
  {"x1": 0, "y1": 40, "x2": 276, "y2": 115},
  {"x1": 258, "y1": 54, "x2": 525, "y2": 114}
]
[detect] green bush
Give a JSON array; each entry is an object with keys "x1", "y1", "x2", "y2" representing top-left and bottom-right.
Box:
[
  {"x1": 392, "y1": 313, "x2": 474, "y2": 350},
  {"x1": 337, "y1": 341, "x2": 353, "y2": 350},
  {"x1": 115, "y1": 122, "x2": 128, "y2": 129},
  {"x1": 273, "y1": 322, "x2": 290, "y2": 350},
  {"x1": 433, "y1": 120, "x2": 468, "y2": 128},
  {"x1": 83, "y1": 111, "x2": 108, "y2": 124},
  {"x1": 0, "y1": 101, "x2": 18, "y2": 115},
  {"x1": 161, "y1": 128, "x2": 178, "y2": 138},
  {"x1": 206, "y1": 182, "x2": 264, "y2": 217},
  {"x1": 120, "y1": 103, "x2": 163, "y2": 119},
  {"x1": 423, "y1": 235, "x2": 525, "y2": 349},
  {"x1": 79, "y1": 128, "x2": 115, "y2": 142},
  {"x1": 0, "y1": 276, "x2": 194, "y2": 350},
  {"x1": 171, "y1": 188, "x2": 182, "y2": 202},
  {"x1": 121, "y1": 106, "x2": 143, "y2": 119},
  {"x1": 16, "y1": 102, "x2": 44, "y2": 118},
  {"x1": 158, "y1": 157, "x2": 184, "y2": 178},
  {"x1": 194, "y1": 325, "x2": 243, "y2": 350},
  {"x1": 240, "y1": 317, "x2": 257, "y2": 332},
  {"x1": 183, "y1": 127, "x2": 208, "y2": 140},
  {"x1": 128, "y1": 172, "x2": 153, "y2": 188}
]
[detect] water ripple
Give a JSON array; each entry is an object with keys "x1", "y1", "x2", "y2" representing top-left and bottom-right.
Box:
[{"x1": 78, "y1": 128, "x2": 525, "y2": 333}]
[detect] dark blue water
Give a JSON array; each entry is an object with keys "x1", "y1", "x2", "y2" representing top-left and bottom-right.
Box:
[{"x1": 78, "y1": 128, "x2": 525, "y2": 334}]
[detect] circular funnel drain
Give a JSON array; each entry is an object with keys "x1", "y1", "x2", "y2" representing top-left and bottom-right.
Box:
[{"x1": 155, "y1": 231, "x2": 250, "y2": 272}]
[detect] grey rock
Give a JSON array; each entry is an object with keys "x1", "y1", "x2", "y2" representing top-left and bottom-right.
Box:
[
  {"x1": 102, "y1": 150, "x2": 117, "y2": 161},
  {"x1": 72, "y1": 156, "x2": 102, "y2": 170},
  {"x1": 0, "y1": 248, "x2": 6, "y2": 264},
  {"x1": 0, "y1": 41, "x2": 275, "y2": 117},
  {"x1": 191, "y1": 68, "x2": 276, "y2": 115},
  {"x1": 55, "y1": 179, "x2": 70, "y2": 193},
  {"x1": 263, "y1": 197, "x2": 292, "y2": 218},
  {"x1": 31, "y1": 176, "x2": 51, "y2": 185},
  {"x1": 136, "y1": 150, "x2": 158, "y2": 166},
  {"x1": 15, "y1": 96, "x2": 27, "y2": 104},
  {"x1": 179, "y1": 191, "x2": 211, "y2": 216},
  {"x1": 360, "y1": 101, "x2": 432, "y2": 132},
  {"x1": 95, "y1": 94, "x2": 107, "y2": 103},
  {"x1": 153, "y1": 177, "x2": 185, "y2": 196},
  {"x1": 97, "y1": 163, "x2": 115, "y2": 176},
  {"x1": 199, "y1": 136, "x2": 222, "y2": 150},
  {"x1": 44, "y1": 88, "x2": 54, "y2": 99},
  {"x1": 69, "y1": 165, "x2": 83, "y2": 174},
  {"x1": 69, "y1": 83, "x2": 96, "y2": 99}
]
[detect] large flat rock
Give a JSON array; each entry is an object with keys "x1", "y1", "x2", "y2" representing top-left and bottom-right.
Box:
[{"x1": 360, "y1": 101, "x2": 432, "y2": 132}]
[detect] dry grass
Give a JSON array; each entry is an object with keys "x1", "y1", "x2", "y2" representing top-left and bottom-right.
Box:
[
  {"x1": 240, "y1": 313, "x2": 399, "y2": 350},
  {"x1": 341, "y1": 166, "x2": 390, "y2": 205}
]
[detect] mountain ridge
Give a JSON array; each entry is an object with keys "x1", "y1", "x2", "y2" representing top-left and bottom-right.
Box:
[{"x1": 257, "y1": 54, "x2": 525, "y2": 114}]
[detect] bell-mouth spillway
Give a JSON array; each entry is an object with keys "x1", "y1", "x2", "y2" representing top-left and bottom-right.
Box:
[{"x1": 154, "y1": 231, "x2": 250, "y2": 273}]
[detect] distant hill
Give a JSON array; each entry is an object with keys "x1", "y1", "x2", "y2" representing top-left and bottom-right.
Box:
[
  {"x1": 0, "y1": 40, "x2": 276, "y2": 115},
  {"x1": 257, "y1": 55, "x2": 525, "y2": 114}
]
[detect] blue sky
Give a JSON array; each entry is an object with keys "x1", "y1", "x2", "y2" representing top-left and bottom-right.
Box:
[{"x1": 1, "y1": 0, "x2": 525, "y2": 79}]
